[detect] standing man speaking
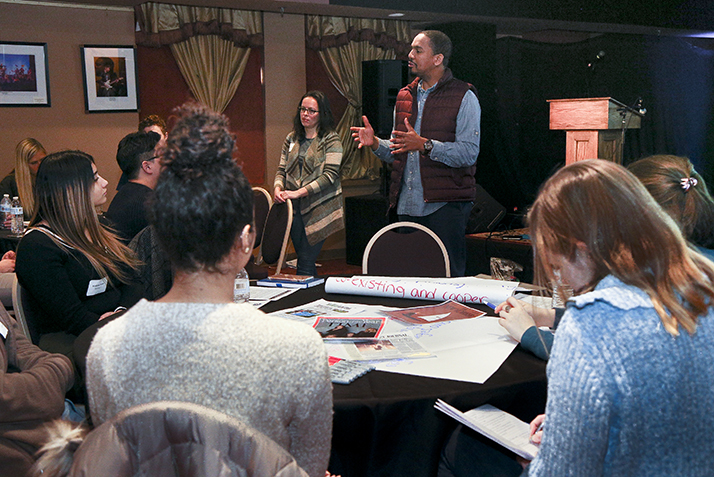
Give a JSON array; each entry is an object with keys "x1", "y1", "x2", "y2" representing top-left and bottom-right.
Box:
[{"x1": 352, "y1": 30, "x2": 480, "y2": 277}]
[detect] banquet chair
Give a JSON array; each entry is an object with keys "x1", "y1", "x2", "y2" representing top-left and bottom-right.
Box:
[
  {"x1": 11, "y1": 275, "x2": 41, "y2": 344},
  {"x1": 362, "y1": 221, "x2": 451, "y2": 277},
  {"x1": 258, "y1": 200, "x2": 293, "y2": 275},
  {"x1": 252, "y1": 187, "x2": 273, "y2": 250},
  {"x1": 33, "y1": 401, "x2": 309, "y2": 477},
  {"x1": 246, "y1": 187, "x2": 273, "y2": 280},
  {"x1": 129, "y1": 225, "x2": 173, "y2": 301}
]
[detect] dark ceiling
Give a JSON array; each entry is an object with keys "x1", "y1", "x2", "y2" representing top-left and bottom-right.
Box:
[{"x1": 35, "y1": 0, "x2": 714, "y2": 38}]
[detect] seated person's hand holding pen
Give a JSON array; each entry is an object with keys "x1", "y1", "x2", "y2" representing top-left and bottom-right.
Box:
[
  {"x1": 493, "y1": 297, "x2": 556, "y2": 342},
  {"x1": 529, "y1": 414, "x2": 545, "y2": 445},
  {"x1": 513, "y1": 414, "x2": 546, "y2": 470}
]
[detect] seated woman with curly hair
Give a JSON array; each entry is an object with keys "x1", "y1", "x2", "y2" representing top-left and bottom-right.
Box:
[{"x1": 86, "y1": 102, "x2": 334, "y2": 477}]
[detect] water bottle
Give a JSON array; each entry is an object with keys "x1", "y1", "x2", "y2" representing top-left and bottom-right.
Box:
[
  {"x1": 0, "y1": 194, "x2": 10, "y2": 229},
  {"x1": 11, "y1": 196, "x2": 24, "y2": 235},
  {"x1": 233, "y1": 267, "x2": 250, "y2": 303}
]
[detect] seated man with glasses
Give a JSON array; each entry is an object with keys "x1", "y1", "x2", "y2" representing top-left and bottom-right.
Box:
[{"x1": 105, "y1": 131, "x2": 162, "y2": 243}]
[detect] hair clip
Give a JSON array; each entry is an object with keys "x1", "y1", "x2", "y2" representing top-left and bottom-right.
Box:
[{"x1": 681, "y1": 177, "x2": 698, "y2": 191}]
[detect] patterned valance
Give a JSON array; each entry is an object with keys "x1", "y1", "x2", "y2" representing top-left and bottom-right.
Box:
[
  {"x1": 306, "y1": 16, "x2": 411, "y2": 56},
  {"x1": 135, "y1": 2, "x2": 263, "y2": 48}
]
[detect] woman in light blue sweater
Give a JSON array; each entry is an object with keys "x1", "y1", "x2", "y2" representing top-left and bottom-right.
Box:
[
  {"x1": 440, "y1": 159, "x2": 714, "y2": 477},
  {"x1": 494, "y1": 154, "x2": 714, "y2": 363}
]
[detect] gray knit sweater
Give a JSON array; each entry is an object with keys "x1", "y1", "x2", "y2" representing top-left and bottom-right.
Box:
[
  {"x1": 524, "y1": 275, "x2": 714, "y2": 476},
  {"x1": 86, "y1": 300, "x2": 333, "y2": 477}
]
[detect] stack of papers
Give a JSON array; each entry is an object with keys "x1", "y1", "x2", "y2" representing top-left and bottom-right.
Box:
[
  {"x1": 269, "y1": 298, "x2": 519, "y2": 384},
  {"x1": 434, "y1": 400, "x2": 539, "y2": 460}
]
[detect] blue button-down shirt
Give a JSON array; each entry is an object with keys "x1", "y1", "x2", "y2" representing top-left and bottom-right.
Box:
[{"x1": 373, "y1": 80, "x2": 481, "y2": 216}]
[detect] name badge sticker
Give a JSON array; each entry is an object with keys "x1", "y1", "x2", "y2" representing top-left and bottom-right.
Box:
[
  {"x1": 0, "y1": 321, "x2": 8, "y2": 339},
  {"x1": 86, "y1": 277, "x2": 108, "y2": 297}
]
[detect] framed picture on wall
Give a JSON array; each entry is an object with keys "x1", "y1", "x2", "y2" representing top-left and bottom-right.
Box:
[
  {"x1": 81, "y1": 45, "x2": 139, "y2": 113},
  {"x1": 0, "y1": 41, "x2": 50, "y2": 107}
]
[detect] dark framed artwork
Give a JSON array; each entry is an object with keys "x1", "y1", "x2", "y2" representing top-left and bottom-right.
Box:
[
  {"x1": 81, "y1": 45, "x2": 139, "y2": 113},
  {"x1": 0, "y1": 41, "x2": 50, "y2": 107}
]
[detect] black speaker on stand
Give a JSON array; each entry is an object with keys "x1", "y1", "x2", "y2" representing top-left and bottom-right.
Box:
[{"x1": 362, "y1": 60, "x2": 409, "y2": 199}]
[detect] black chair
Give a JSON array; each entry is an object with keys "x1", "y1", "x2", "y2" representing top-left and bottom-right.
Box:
[
  {"x1": 246, "y1": 187, "x2": 273, "y2": 280},
  {"x1": 258, "y1": 200, "x2": 293, "y2": 275},
  {"x1": 129, "y1": 225, "x2": 173, "y2": 301},
  {"x1": 252, "y1": 186, "x2": 272, "y2": 251},
  {"x1": 362, "y1": 221, "x2": 451, "y2": 277}
]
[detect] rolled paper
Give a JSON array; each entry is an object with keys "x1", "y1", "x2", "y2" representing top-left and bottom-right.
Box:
[{"x1": 325, "y1": 276, "x2": 518, "y2": 305}]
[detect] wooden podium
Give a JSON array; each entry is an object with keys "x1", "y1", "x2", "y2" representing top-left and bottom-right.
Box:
[{"x1": 548, "y1": 97, "x2": 643, "y2": 164}]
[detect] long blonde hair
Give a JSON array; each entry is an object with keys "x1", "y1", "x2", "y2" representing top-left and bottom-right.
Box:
[
  {"x1": 31, "y1": 150, "x2": 139, "y2": 284},
  {"x1": 529, "y1": 159, "x2": 714, "y2": 336},
  {"x1": 15, "y1": 138, "x2": 45, "y2": 218}
]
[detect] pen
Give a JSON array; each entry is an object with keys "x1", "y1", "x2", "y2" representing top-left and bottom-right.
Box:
[{"x1": 483, "y1": 301, "x2": 497, "y2": 311}]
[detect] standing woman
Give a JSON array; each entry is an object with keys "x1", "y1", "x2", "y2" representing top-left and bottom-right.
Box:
[
  {"x1": 0, "y1": 138, "x2": 46, "y2": 218},
  {"x1": 15, "y1": 151, "x2": 141, "y2": 356},
  {"x1": 274, "y1": 91, "x2": 344, "y2": 276}
]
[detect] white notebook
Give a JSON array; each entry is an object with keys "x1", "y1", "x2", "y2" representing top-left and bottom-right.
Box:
[{"x1": 435, "y1": 399, "x2": 539, "y2": 460}]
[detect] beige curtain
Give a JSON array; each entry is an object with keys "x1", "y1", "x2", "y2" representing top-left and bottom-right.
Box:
[
  {"x1": 306, "y1": 16, "x2": 411, "y2": 180},
  {"x1": 136, "y1": 2, "x2": 262, "y2": 113}
]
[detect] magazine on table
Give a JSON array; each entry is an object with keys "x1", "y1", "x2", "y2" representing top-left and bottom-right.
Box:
[
  {"x1": 313, "y1": 317, "x2": 386, "y2": 341},
  {"x1": 434, "y1": 399, "x2": 539, "y2": 460},
  {"x1": 340, "y1": 332, "x2": 434, "y2": 361},
  {"x1": 382, "y1": 300, "x2": 486, "y2": 325}
]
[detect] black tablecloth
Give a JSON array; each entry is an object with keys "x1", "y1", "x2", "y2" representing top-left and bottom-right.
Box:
[
  {"x1": 76, "y1": 283, "x2": 547, "y2": 477},
  {"x1": 261, "y1": 285, "x2": 547, "y2": 477}
]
